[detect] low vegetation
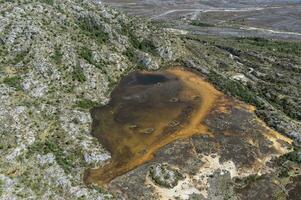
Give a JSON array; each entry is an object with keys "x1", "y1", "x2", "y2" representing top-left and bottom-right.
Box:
[
  {"x1": 78, "y1": 16, "x2": 109, "y2": 44},
  {"x1": 12, "y1": 50, "x2": 29, "y2": 65},
  {"x1": 207, "y1": 70, "x2": 261, "y2": 107},
  {"x1": 27, "y1": 136, "x2": 80, "y2": 173},
  {"x1": 121, "y1": 22, "x2": 158, "y2": 56},
  {"x1": 40, "y1": 0, "x2": 54, "y2": 6},
  {"x1": 184, "y1": 35, "x2": 301, "y2": 121},
  {"x1": 0, "y1": 179, "x2": 3, "y2": 196},
  {"x1": 79, "y1": 46, "x2": 93, "y2": 65},
  {"x1": 234, "y1": 37, "x2": 301, "y2": 56},
  {"x1": 73, "y1": 98, "x2": 98, "y2": 110},
  {"x1": 72, "y1": 62, "x2": 86, "y2": 82},
  {"x1": 52, "y1": 45, "x2": 63, "y2": 65},
  {"x1": 190, "y1": 20, "x2": 215, "y2": 27},
  {"x1": 138, "y1": 39, "x2": 158, "y2": 56},
  {"x1": 3, "y1": 76, "x2": 23, "y2": 91}
]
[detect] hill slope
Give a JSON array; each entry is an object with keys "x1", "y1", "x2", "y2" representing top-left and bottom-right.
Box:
[
  {"x1": 1, "y1": 0, "x2": 301, "y2": 200},
  {"x1": 0, "y1": 0, "x2": 185, "y2": 199}
]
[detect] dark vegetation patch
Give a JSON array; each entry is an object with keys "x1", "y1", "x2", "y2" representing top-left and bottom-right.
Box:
[
  {"x1": 124, "y1": 47, "x2": 136, "y2": 62},
  {"x1": 72, "y1": 61, "x2": 86, "y2": 82},
  {"x1": 284, "y1": 148, "x2": 301, "y2": 164},
  {"x1": 78, "y1": 46, "x2": 108, "y2": 74},
  {"x1": 79, "y1": 46, "x2": 93, "y2": 65},
  {"x1": 234, "y1": 37, "x2": 301, "y2": 56},
  {"x1": 0, "y1": 179, "x2": 3, "y2": 196},
  {"x1": 39, "y1": 0, "x2": 54, "y2": 6},
  {"x1": 27, "y1": 135, "x2": 82, "y2": 173},
  {"x1": 3, "y1": 76, "x2": 23, "y2": 91},
  {"x1": 73, "y1": 98, "x2": 99, "y2": 110},
  {"x1": 12, "y1": 50, "x2": 29, "y2": 65},
  {"x1": 138, "y1": 39, "x2": 158, "y2": 56},
  {"x1": 234, "y1": 173, "x2": 263, "y2": 188},
  {"x1": 120, "y1": 22, "x2": 140, "y2": 49},
  {"x1": 215, "y1": 45, "x2": 241, "y2": 57},
  {"x1": 78, "y1": 16, "x2": 109, "y2": 44},
  {"x1": 190, "y1": 20, "x2": 215, "y2": 27},
  {"x1": 184, "y1": 35, "x2": 301, "y2": 121},
  {"x1": 52, "y1": 45, "x2": 63, "y2": 65},
  {"x1": 121, "y1": 22, "x2": 158, "y2": 57},
  {"x1": 0, "y1": 38, "x2": 6, "y2": 59},
  {"x1": 207, "y1": 70, "x2": 261, "y2": 107}
]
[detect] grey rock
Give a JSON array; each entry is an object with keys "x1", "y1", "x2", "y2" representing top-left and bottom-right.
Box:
[{"x1": 149, "y1": 163, "x2": 185, "y2": 188}]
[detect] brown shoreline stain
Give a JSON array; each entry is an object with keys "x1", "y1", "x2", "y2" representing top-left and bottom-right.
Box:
[{"x1": 84, "y1": 67, "x2": 291, "y2": 186}]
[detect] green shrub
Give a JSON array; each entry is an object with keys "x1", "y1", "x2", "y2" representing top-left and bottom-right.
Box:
[
  {"x1": 28, "y1": 139, "x2": 77, "y2": 173},
  {"x1": 79, "y1": 46, "x2": 93, "y2": 65},
  {"x1": 0, "y1": 179, "x2": 3, "y2": 196},
  {"x1": 72, "y1": 62, "x2": 86, "y2": 82},
  {"x1": 235, "y1": 37, "x2": 301, "y2": 56},
  {"x1": 73, "y1": 99, "x2": 98, "y2": 110},
  {"x1": 52, "y1": 45, "x2": 63, "y2": 65},
  {"x1": 121, "y1": 22, "x2": 142, "y2": 49},
  {"x1": 207, "y1": 70, "x2": 261, "y2": 106},
  {"x1": 190, "y1": 20, "x2": 215, "y2": 27},
  {"x1": 3, "y1": 76, "x2": 22, "y2": 91},
  {"x1": 122, "y1": 23, "x2": 157, "y2": 55},
  {"x1": 13, "y1": 51, "x2": 28, "y2": 65},
  {"x1": 124, "y1": 47, "x2": 135, "y2": 62},
  {"x1": 78, "y1": 16, "x2": 109, "y2": 44},
  {"x1": 78, "y1": 46, "x2": 107, "y2": 74},
  {"x1": 138, "y1": 39, "x2": 158, "y2": 56},
  {"x1": 40, "y1": 0, "x2": 54, "y2": 6}
]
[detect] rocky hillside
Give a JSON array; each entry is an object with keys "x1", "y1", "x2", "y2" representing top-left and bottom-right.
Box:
[
  {"x1": 0, "y1": 0, "x2": 185, "y2": 199},
  {"x1": 1, "y1": 0, "x2": 301, "y2": 199}
]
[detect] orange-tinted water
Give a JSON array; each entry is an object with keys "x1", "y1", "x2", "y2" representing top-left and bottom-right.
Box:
[
  {"x1": 84, "y1": 67, "x2": 223, "y2": 185},
  {"x1": 85, "y1": 68, "x2": 290, "y2": 185}
]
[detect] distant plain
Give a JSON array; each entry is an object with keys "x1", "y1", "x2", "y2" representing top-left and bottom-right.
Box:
[{"x1": 103, "y1": 0, "x2": 301, "y2": 40}]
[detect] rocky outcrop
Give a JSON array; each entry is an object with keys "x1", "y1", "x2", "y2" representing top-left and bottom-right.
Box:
[{"x1": 149, "y1": 164, "x2": 185, "y2": 188}]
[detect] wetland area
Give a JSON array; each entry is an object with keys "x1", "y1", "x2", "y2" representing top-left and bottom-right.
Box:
[{"x1": 84, "y1": 67, "x2": 292, "y2": 198}]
